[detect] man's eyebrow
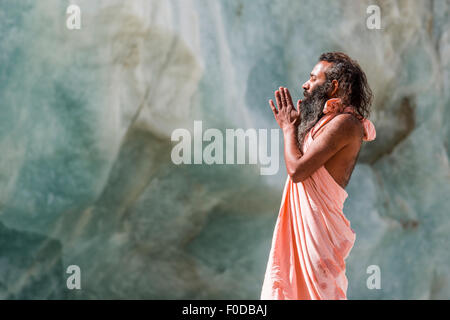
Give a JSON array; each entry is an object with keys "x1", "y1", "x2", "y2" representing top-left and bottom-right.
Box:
[{"x1": 310, "y1": 73, "x2": 316, "y2": 77}]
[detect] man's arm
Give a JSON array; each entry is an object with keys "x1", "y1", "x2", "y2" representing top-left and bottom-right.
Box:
[
  {"x1": 283, "y1": 114, "x2": 362, "y2": 183},
  {"x1": 282, "y1": 125, "x2": 304, "y2": 180},
  {"x1": 268, "y1": 87, "x2": 362, "y2": 183}
]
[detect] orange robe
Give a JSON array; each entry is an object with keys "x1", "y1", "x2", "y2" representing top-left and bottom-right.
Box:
[{"x1": 261, "y1": 101, "x2": 376, "y2": 300}]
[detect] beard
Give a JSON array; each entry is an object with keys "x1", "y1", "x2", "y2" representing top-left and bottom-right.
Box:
[{"x1": 297, "y1": 80, "x2": 332, "y2": 148}]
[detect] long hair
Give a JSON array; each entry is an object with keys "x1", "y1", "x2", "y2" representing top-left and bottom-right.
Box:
[{"x1": 318, "y1": 52, "x2": 373, "y2": 119}]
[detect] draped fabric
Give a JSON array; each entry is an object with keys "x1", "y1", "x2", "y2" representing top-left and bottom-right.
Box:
[{"x1": 260, "y1": 99, "x2": 376, "y2": 300}]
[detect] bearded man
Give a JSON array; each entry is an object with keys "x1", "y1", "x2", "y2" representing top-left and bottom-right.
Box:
[{"x1": 261, "y1": 52, "x2": 376, "y2": 300}]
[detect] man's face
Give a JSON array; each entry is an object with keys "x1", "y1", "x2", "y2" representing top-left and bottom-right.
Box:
[
  {"x1": 302, "y1": 61, "x2": 333, "y2": 99},
  {"x1": 296, "y1": 61, "x2": 334, "y2": 146}
]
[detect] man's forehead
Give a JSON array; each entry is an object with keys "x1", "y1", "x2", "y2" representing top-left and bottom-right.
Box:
[{"x1": 311, "y1": 61, "x2": 333, "y2": 77}]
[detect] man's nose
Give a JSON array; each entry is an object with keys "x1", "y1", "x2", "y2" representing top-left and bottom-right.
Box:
[{"x1": 302, "y1": 81, "x2": 309, "y2": 91}]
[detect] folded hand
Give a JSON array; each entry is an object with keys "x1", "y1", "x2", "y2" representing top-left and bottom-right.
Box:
[{"x1": 269, "y1": 87, "x2": 302, "y2": 130}]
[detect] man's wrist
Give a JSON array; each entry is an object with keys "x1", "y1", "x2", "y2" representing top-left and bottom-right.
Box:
[{"x1": 282, "y1": 125, "x2": 297, "y2": 135}]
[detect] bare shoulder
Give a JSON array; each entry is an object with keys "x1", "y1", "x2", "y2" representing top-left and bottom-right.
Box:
[
  {"x1": 312, "y1": 113, "x2": 364, "y2": 147},
  {"x1": 327, "y1": 113, "x2": 364, "y2": 140}
]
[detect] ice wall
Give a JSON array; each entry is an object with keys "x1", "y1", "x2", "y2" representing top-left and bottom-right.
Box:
[{"x1": 0, "y1": 0, "x2": 449, "y2": 299}]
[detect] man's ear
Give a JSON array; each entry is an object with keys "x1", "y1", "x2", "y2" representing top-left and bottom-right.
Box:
[{"x1": 330, "y1": 79, "x2": 339, "y2": 97}]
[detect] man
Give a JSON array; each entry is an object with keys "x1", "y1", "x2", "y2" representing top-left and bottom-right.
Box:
[{"x1": 261, "y1": 52, "x2": 376, "y2": 300}]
